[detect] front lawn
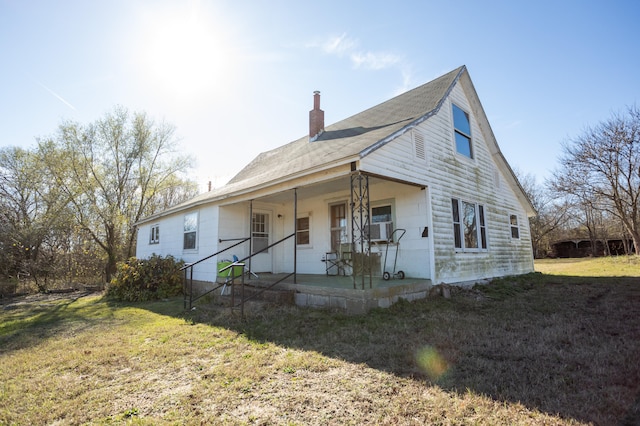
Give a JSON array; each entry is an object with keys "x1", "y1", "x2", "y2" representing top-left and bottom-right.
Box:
[{"x1": 1, "y1": 259, "x2": 639, "y2": 425}]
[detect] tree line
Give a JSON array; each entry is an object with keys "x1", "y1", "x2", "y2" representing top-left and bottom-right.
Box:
[
  {"x1": 2, "y1": 105, "x2": 639, "y2": 293},
  {"x1": 521, "y1": 105, "x2": 640, "y2": 258},
  {"x1": 0, "y1": 107, "x2": 197, "y2": 292}
]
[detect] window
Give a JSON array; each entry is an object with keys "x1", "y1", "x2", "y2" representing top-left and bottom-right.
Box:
[
  {"x1": 183, "y1": 212, "x2": 198, "y2": 250},
  {"x1": 149, "y1": 224, "x2": 159, "y2": 244},
  {"x1": 479, "y1": 205, "x2": 487, "y2": 248},
  {"x1": 452, "y1": 198, "x2": 487, "y2": 250},
  {"x1": 452, "y1": 104, "x2": 472, "y2": 158},
  {"x1": 367, "y1": 204, "x2": 394, "y2": 241},
  {"x1": 510, "y1": 214, "x2": 520, "y2": 239},
  {"x1": 296, "y1": 215, "x2": 310, "y2": 246},
  {"x1": 252, "y1": 213, "x2": 269, "y2": 254},
  {"x1": 330, "y1": 203, "x2": 348, "y2": 252},
  {"x1": 372, "y1": 205, "x2": 392, "y2": 223}
]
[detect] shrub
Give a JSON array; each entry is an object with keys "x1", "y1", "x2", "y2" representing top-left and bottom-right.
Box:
[{"x1": 106, "y1": 255, "x2": 184, "y2": 302}]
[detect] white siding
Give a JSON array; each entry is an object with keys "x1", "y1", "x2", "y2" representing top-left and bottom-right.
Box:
[
  {"x1": 361, "y1": 129, "x2": 430, "y2": 187},
  {"x1": 136, "y1": 204, "x2": 221, "y2": 282},
  {"x1": 361, "y1": 81, "x2": 533, "y2": 284},
  {"x1": 367, "y1": 181, "x2": 431, "y2": 279}
]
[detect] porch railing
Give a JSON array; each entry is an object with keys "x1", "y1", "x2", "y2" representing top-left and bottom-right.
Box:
[
  {"x1": 181, "y1": 232, "x2": 296, "y2": 314},
  {"x1": 226, "y1": 232, "x2": 295, "y2": 316},
  {"x1": 180, "y1": 237, "x2": 249, "y2": 310}
]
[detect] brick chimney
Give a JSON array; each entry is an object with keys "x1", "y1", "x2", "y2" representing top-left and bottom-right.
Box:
[{"x1": 309, "y1": 90, "x2": 324, "y2": 141}]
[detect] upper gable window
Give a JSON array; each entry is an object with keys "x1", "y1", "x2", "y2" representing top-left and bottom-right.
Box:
[{"x1": 452, "y1": 104, "x2": 472, "y2": 158}]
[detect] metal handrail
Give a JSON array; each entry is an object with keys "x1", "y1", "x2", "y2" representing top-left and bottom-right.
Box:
[
  {"x1": 183, "y1": 233, "x2": 297, "y2": 313},
  {"x1": 234, "y1": 232, "x2": 296, "y2": 264},
  {"x1": 180, "y1": 237, "x2": 250, "y2": 271},
  {"x1": 182, "y1": 237, "x2": 249, "y2": 310}
]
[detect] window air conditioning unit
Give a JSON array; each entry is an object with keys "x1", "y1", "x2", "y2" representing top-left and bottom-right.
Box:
[{"x1": 366, "y1": 221, "x2": 394, "y2": 242}]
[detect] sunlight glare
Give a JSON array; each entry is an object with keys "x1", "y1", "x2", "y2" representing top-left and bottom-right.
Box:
[{"x1": 140, "y1": 3, "x2": 235, "y2": 99}]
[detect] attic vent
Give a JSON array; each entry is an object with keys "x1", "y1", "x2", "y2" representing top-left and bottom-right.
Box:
[
  {"x1": 413, "y1": 130, "x2": 426, "y2": 161},
  {"x1": 493, "y1": 168, "x2": 502, "y2": 189}
]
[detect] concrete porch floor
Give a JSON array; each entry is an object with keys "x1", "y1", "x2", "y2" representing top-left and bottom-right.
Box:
[
  {"x1": 246, "y1": 272, "x2": 427, "y2": 289},
  {"x1": 242, "y1": 273, "x2": 433, "y2": 314}
]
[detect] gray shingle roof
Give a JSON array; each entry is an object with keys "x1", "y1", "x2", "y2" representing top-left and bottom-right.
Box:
[
  {"x1": 136, "y1": 66, "x2": 469, "y2": 223},
  {"x1": 228, "y1": 66, "x2": 464, "y2": 185}
]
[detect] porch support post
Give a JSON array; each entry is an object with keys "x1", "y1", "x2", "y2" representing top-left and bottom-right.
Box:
[
  {"x1": 294, "y1": 188, "x2": 298, "y2": 284},
  {"x1": 350, "y1": 171, "x2": 372, "y2": 289}
]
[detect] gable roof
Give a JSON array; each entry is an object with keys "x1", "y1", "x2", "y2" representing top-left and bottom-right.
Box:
[
  {"x1": 228, "y1": 66, "x2": 463, "y2": 185},
  {"x1": 138, "y1": 65, "x2": 535, "y2": 224}
]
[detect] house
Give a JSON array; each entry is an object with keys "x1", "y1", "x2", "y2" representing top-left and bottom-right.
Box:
[{"x1": 135, "y1": 65, "x2": 536, "y2": 312}]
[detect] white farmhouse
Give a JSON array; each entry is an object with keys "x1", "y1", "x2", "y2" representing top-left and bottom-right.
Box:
[{"x1": 136, "y1": 66, "x2": 535, "y2": 313}]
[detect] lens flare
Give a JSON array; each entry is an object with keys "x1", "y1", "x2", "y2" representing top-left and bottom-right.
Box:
[{"x1": 416, "y1": 346, "x2": 449, "y2": 380}]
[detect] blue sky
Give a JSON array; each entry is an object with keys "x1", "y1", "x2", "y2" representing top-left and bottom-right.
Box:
[{"x1": 1, "y1": 0, "x2": 639, "y2": 191}]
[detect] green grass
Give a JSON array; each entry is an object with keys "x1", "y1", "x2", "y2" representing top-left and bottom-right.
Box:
[
  {"x1": 535, "y1": 255, "x2": 640, "y2": 276},
  {"x1": 1, "y1": 258, "x2": 639, "y2": 425}
]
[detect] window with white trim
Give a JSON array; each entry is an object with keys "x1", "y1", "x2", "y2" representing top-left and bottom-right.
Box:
[
  {"x1": 510, "y1": 214, "x2": 520, "y2": 239},
  {"x1": 452, "y1": 198, "x2": 487, "y2": 250},
  {"x1": 452, "y1": 104, "x2": 472, "y2": 158},
  {"x1": 367, "y1": 203, "x2": 395, "y2": 242},
  {"x1": 149, "y1": 224, "x2": 159, "y2": 244},
  {"x1": 183, "y1": 212, "x2": 198, "y2": 250},
  {"x1": 296, "y1": 215, "x2": 310, "y2": 246}
]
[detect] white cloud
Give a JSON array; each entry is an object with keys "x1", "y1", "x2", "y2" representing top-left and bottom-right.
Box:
[
  {"x1": 316, "y1": 33, "x2": 357, "y2": 55},
  {"x1": 391, "y1": 65, "x2": 415, "y2": 95},
  {"x1": 351, "y1": 51, "x2": 401, "y2": 70},
  {"x1": 311, "y1": 33, "x2": 403, "y2": 72}
]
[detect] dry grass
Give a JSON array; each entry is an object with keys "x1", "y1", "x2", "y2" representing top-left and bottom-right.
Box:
[
  {"x1": 1, "y1": 258, "x2": 639, "y2": 425},
  {"x1": 535, "y1": 255, "x2": 640, "y2": 276}
]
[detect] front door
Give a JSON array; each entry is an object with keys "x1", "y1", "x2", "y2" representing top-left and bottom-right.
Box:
[{"x1": 251, "y1": 210, "x2": 272, "y2": 272}]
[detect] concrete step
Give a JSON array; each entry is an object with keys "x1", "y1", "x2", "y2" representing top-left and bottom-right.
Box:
[{"x1": 221, "y1": 283, "x2": 295, "y2": 305}]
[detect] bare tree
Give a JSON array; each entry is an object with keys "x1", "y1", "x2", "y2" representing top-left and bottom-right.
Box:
[
  {"x1": 516, "y1": 171, "x2": 569, "y2": 258},
  {"x1": 553, "y1": 106, "x2": 640, "y2": 255},
  {"x1": 39, "y1": 107, "x2": 194, "y2": 281}
]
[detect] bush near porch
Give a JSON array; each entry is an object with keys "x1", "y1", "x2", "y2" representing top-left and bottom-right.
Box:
[{"x1": 106, "y1": 254, "x2": 184, "y2": 302}]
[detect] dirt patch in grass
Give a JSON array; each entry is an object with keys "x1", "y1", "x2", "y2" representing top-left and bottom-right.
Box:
[{"x1": 1, "y1": 274, "x2": 639, "y2": 425}]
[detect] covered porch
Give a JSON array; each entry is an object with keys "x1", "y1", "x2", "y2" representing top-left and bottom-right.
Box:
[
  {"x1": 215, "y1": 166, "x2": 432, "y2": 284},
  {"x1": 184, "y1": 165, "x2": 433, "y2": 314}
]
